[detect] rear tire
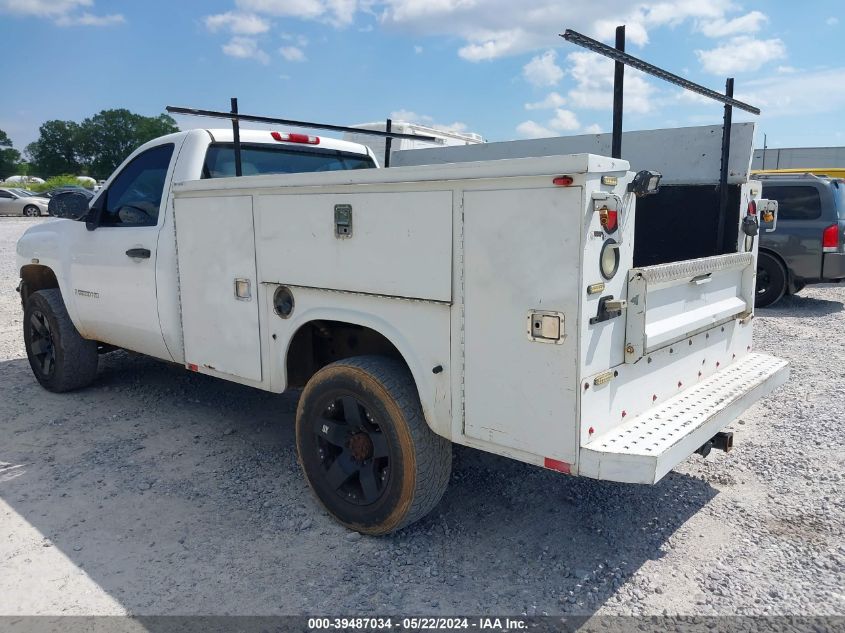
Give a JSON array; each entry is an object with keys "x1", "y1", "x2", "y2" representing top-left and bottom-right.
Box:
[
  {"x1": 23, "y1": 205, "x2": 40, "y2": 217},
  {"x1": 295, "y1": 356, "x2": 451, "y2": 535},
  {"x1": 23, "y1": 289, "x2": 99, "y2": 392},
  {"x1": 755, "y1": 252, "x2": 787, "y2": 308}
]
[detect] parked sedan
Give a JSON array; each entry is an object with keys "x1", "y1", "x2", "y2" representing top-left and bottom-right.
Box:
[{"x1": 0, "y1": 188, "x2": 50, "y2": 217}]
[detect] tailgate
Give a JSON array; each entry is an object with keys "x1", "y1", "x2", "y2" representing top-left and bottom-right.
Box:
[{"x1": 624, "y1": 252, "x2": 755, "y2": 363}]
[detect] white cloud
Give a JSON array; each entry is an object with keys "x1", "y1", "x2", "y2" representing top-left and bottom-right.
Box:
[
  {"x1": 458, "y1": 29, "x2": 529, "y2": 61},
  {"x1": 697, "y1": 10, "x2": 767, "y2": 38},
  {"x1": 205, "y1": 11, "x2": 270, "y2": 34},
  {"x1": 548, "y1": 108, "x2": 579, "y2": 131},
  {"x1": 516, "y1": 120, "x2": 554, "y2": 139},
  {"x1": 379, "y1": 0, "x2": 738, "y2": 61},
  {"x1": 389, "y1": 110, "x2": 468, "y2": 134},
  {"x1": 0, "y1": 0, "x2": 124, "y2": 25},
  {"x1": 236, "y1": 0, "x2": 324, "y2": 19},
  {"x1": 525, "y1": 92, "x2": 566, "y2": 110},
  {"x1": 696, "y1": 37, "x2": 786, "y2": 75},
  {"x1": 674, "y1": 88, "x2": 710, "y2": 105},
  {"x1": 593, "y1": 20, "x2": 649, "y2": 46},
  {"x1": 0, "y1": 0, "x2": 91, "y2": 17},
  {"x1": 740, "y1": 67, "x2": 845, "y2": 118},
  {"x1": 776, "y1": 65, "x2": 797, "y2": 74},
  {"x1": 522, "y1": 50, "x2": 563, "y2": 87},
  {"x1": 583, "y1": 123, "x2": 602, "y2": 134},
  {"x1": 222, "y1": 36, "x2": 271, "y2": 64},
  {"x1": 515, "y1": 108, "x2": 580, "y2": 139},
  {"x1": 279, "y1": 45, "x2": 307, "y2": 61},
  {"x1": 55, "y1": 11, "x2": 123, "y2": 25},
  {"x1": 567, "y1": 51, "x2": 654, "y2": 113},
  {"x1": 205, "y1": 0, "x2": 774, "y2": 66},
  {"x1": 235, "y1": 0, "x2": 357, "y2": 26},
  {"x1": 826, "y1": 17, "x2": 839, "y2": 26},
  {"x1": 414, "y1": 45, "x2": 423, "y2": 53}
]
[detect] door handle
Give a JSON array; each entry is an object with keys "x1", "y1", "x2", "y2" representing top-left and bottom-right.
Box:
[{"x1": 126, "y1": 248, "x2": 151, "y2": 259}]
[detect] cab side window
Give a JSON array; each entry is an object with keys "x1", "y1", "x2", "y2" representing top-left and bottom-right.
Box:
[
  {"x1": 101, "y1": 144, "x2": 175, "y2": 227},
  {"x1": 763, "y1": 185, "x2": 822, "y2": 221}
]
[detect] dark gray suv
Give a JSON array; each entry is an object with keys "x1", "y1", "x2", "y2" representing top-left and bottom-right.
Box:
[{"x1": 756, "y1": 174, "x2": 845, "y2": 307}]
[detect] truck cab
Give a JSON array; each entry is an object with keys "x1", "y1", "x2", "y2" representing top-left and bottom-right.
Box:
[{"x1": 17, "y1": 128, "x2": 378, "y2": 363}]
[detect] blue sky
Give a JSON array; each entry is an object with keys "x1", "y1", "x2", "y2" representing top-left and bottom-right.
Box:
[{"x1": 1, "y1": 0, "x2": 843, "y2": 155}]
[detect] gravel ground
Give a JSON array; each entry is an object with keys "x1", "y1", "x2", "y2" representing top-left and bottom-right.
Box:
[{"x1": 0, "y1": 216, "x2": 843, "y2": 617}]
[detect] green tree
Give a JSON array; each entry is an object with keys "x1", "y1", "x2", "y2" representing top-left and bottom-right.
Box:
[
  {"x1": 26, "y1": 120, "x2": 81, "y2": 178},
  {"x1": 77, "y1": 109, "x2": 178, "y2": 179},
  {"x1": 0, "y1": 129, "x2": 22, "y2": 180}
]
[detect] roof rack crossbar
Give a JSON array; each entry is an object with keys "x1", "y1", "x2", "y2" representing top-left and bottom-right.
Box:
[
  {"x1": 559, "y1": 30, "x2": 760, "y2": 115},
  {"x1": 166, "y1": 104, "x2": 437, "y2": 142}
]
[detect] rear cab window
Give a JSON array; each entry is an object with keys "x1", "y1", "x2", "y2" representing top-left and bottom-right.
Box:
[
  {"x1": 762, "y1": 185, "x2": 822, "y2": 220},
  {"x1": 202, "y1": 143, "x2": 376, "y2": 179}
]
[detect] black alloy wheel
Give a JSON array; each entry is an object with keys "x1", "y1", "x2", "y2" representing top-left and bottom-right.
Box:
[
  {"x1": 314, "y1": 394, "x2": 391, "y2": 506},
  {"x1": 28, "y1": 309, "x2": 56, "y2": 377}
]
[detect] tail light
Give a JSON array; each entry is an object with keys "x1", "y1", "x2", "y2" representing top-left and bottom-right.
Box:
[
  {"x1": 747, "y1": 200, "x2": 757, "y2": 215},
  {"x1": 599, "y1": 206, "x2": 618, "y2": 233},
  {"x1": 823, "y1": 224, "x2": 840, "y2": 252},
  {"x1": 271, "y1": 131, "x2": 320, "y2": 145}
]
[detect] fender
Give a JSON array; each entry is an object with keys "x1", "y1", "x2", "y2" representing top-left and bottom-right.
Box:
[
  {"x1": 282, "y1": 304, "x2": 452, "y2": 441},
  {"x1": 15, "y1": 221, "x2": 91, "y2": 337}
]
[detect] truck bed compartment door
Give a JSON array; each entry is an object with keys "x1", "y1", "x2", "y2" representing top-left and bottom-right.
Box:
[
  {"x1": 175, "y1": 195, "x2": 262, "y2": 382},
  {"x1": 462, "y1": 187, "x2": 580, "y2": 464},
  {"x1": 624, "y1": 252, "x2": 754, "y2": 363}
]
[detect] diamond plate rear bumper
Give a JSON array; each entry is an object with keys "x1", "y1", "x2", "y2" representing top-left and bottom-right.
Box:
[{"x1": 579, "y1": 352, "x2": 789, "y2": 484}]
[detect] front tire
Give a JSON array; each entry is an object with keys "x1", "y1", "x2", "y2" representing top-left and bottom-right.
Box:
[
  {"x1": 296, "y1": 356, "x2": 451, "y2": 535},
  {"x1": 23, "y1": 289, "x2": 99, "y2": 392},
  {"x1": 23, "y1": 205, "x2": 41, "y2": 217},
  {"x1": 755, "y1": 252, "x2": 787, "y2": 308}
]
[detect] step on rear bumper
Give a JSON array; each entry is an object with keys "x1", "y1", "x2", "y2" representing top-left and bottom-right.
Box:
[{"x1": 579, "y1": 352, "x2": 789, "y2": 484}]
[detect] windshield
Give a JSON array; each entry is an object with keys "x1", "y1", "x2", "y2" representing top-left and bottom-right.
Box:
[
  {"x1": 13, "y1": 189, "x2": 38, "y2": 197},
  {"x1": 202, "y1": 143, "x2": 376, "y2": 179}
]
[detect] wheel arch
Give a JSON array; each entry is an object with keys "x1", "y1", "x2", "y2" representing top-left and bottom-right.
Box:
[
  {"x1": 19, "y1": 264, "x2": 59, "y2": 306},
  {"x1": 283, "y1": 309, "x2": 449, "y2": 439}
]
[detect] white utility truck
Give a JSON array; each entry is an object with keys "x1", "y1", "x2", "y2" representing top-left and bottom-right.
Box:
[{"x1": 16, "y1": 122, "x2": 788, "y2": 534}]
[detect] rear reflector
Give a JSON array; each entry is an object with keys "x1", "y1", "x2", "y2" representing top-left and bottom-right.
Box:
[
  {"x1": 747, "y1": 200, "x2": 757, "y2": 216},
  {"x1": 271, "y1": 131, "x2": 320, "y2": 145},
  {"x1": 188, "y1": 363, "x2": 198, "y2": 372},
  {"x1": 823, "y1": 224, "x2": 839, "y2": 250},
  {"x1": 553, "y1": 176, "x2": 574, "y2": 186},
  {"x1": 543, "y1": 457, "x2": 571, "y2": 474}
]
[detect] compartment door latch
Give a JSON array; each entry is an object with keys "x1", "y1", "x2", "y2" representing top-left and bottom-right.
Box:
[
  {"x1": 334, "y1": 204, "x2": 353, "y2": 238},
  {"x1": 590, "y1": 295, "x2": 627, "y2": 324},
  {"x1": 527, "y1": 311, "x2": 565, "y2": 344}
]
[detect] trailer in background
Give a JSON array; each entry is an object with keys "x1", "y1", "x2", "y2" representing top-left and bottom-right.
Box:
[{"x1": 344, "y1": 121, "x2": 483, "y2": 167}]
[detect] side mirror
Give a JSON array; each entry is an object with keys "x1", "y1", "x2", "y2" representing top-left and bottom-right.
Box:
[
  {"x1": 48, "y1": 191, "x2": 91, "y2": 221},
  {"x1": 628, "y1": 170, "x2": 662, "y2": 197}
]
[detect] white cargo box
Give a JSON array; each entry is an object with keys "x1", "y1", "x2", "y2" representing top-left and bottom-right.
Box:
[{"x1": 172, "y1": 142, "x2": 787, "y2": 484}]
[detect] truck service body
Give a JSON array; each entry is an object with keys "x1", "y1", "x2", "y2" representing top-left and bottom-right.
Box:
[{"x1": 16, "y1": 124, "x2": 788, "y2": 534}]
